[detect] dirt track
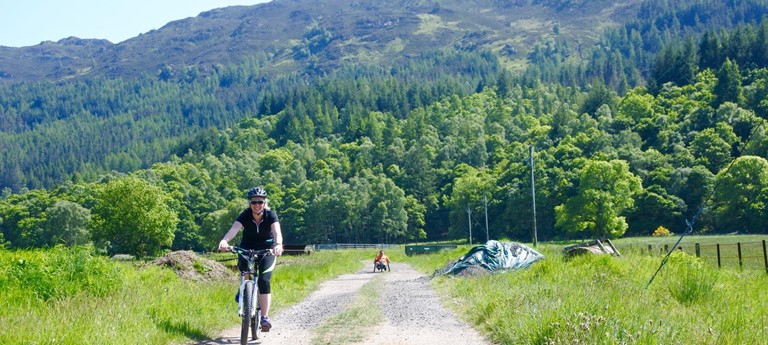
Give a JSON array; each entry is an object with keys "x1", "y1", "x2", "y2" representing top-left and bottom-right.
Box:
[{"x1": 190, "y1": 261, "x2": 492, "y2": 345}]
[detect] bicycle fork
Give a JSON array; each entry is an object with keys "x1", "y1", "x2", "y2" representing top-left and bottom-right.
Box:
[
  {"x1": 237, "y1": 274, "x2": 258, "y2": 318},
  {"x1": 237, "y1": 274, "x2": 246, "y2": 316}
]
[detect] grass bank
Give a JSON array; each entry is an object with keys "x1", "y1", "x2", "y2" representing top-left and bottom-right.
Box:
[
  {"x1": 401, "y1": 239, "x2": 768, "y2": 345},
  {"x1": 0, "y1": 246, "x2": 368, "y2": 345}
]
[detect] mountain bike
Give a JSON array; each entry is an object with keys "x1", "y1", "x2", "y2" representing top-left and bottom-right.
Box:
[{"x1": 228, "y1": 246, "x2": 273, "y2": 345}]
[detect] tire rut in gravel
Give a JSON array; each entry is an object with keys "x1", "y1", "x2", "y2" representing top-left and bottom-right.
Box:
[
  {"x1": 190, "y1": 261, "x2": 492, "y2": 345},
  {"x1": 357, "y1": 261, "x2": 492, "y2": 345}
]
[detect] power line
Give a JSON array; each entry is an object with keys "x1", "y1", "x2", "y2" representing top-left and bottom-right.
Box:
[{"x1": 646, "y1": 116, "x2": 767, "y2": 288}]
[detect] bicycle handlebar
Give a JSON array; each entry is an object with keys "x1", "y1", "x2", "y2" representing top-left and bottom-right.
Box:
[{"x1": 227, "y1": 246, "x2": 275, "y2": 257}]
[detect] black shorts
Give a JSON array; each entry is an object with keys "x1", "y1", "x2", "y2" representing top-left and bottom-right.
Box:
[{"x1": 238, "y1": 254, "x2": 276, "y2": 294}]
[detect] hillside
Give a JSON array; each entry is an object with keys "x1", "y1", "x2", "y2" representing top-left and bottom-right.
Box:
[{"x1": 0, "y1": 0, "x2": 641, "y2": 82}]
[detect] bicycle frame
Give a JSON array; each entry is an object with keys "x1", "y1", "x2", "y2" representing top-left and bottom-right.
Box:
[{"x1": 230, "y1": 246, "x2": 273, "y2": 343}]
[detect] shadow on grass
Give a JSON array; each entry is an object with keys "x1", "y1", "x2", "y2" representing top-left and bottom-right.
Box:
[{"x1": 156, "y1": 318, "x2": 209, "y2": 341}]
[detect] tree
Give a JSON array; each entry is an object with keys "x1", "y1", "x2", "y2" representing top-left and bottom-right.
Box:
[
  {"x1": 617, "y1": 89, "x2": 655, "y2": 127},
  {"x1": 0, "y1": 189, "x2": 51, "y2": 248},
  {"x1": 404, "y1": 195, "x2": 427, "y2": 241},
  {"x1": 713, "y1": 156, "x2": 768, "y2": 233},
  {"x1": 690, "y1": 123, "x2": 738, "y2": 173},
  {"x1": 91, "y1": 176, "x2": 179, "y2": 257},
  {"x1": 713, "y1": 59, "x2": 744, "y2": 107},
  {"x1": 579, "y1": 82, "x2": 616, "y2": 116},
  {"x1": 625, "y1": 187, "x2": 685, "y2": 235},
  {"x1": 699, "y1": 31, "x2": 723, "y2": 70},
  {"x1": 45, "y1": 201, "x2": 91, "y2": 247},
  {"x1": 367, "y1": 174, "x2": 408, "y2": 243},
  {"x1": 555, "y1": 159, "x2": 642, "y2": 239},
  {"x1": 200, "y1": 201, "x2": 243, "y2": 250},
  {"x1": 445, "y1": 164, "x2": 495, "y2": 242},
  {"x1": 668, "y1": 165, "x2": 715, "y2": 225}
]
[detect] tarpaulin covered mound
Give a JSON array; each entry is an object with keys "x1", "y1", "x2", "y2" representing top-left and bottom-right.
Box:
[{"x1": 434, "y1": 240, "x2": 545, "y2": 277}]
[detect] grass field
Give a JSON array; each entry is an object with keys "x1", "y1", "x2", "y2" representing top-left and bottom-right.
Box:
[
  {"x1": 611, "y1": 234, "x2": 768, "y2": 271},
  {"x1": 2, "y1": 235, "x2": 766, "y2": 344},
  {"x1": 400, "y1": 235, "x2": 768, "y2": 345},
  {"x1": 0, "y1": 246, "x2": 367, "y2": 345}
]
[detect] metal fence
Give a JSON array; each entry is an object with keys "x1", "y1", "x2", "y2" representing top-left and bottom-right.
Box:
[
  {"x1": 314, "y1": 243, "x2": 401, "y2": 250},
  {"x1": 650, "y1": 240, "x2": 768, "y2": 273}
]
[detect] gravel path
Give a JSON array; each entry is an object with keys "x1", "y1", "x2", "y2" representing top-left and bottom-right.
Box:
[
  {"x1": 358, "y1": 262, "x2": 492, "y2": 345},
  {"x1": 191, "y1": 261, "x2": 492, "y2": 345}
]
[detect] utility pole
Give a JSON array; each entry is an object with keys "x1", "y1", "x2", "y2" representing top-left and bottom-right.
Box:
[
  {"x1": 466, "y1": 203, "x2": 472, "y2": 245},
  {"x1": 530, "y1": 145, "x2": 538, "y2": 247},
  {"x1": 483, "y1": 194, "x2": 489, "y2": 242}
]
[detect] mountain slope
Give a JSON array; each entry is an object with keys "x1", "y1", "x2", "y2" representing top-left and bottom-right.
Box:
[{"x1": 0, "y1": 0, "x2": 642, "y2": 82}]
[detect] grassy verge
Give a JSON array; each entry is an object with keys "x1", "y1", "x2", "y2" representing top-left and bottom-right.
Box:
[
  {"x1": 400, "y1": 240, "x2": 768, "y2": 345},
  {"x1": 0, "y1": 247, "x2": 369, "y2": 345}
]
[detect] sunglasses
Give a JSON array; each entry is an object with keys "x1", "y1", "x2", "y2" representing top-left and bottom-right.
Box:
[{"x1": 249, "y1": 200, "x2": 265, "y2": 205}]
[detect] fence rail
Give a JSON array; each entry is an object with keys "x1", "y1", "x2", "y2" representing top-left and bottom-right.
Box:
[
  {"x1": 648, "y1": 240, "x2": 768, "y2": 273},
  {"x1": 314, "y1": 243, "x2": 401, "y2": 250}
]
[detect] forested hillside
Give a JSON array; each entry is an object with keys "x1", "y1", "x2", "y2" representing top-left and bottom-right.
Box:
[
  {"x1": 0, "y1": 51, "x2": 498, "y2": 190},
  {"x1": 1, "y1": 0, "x2": 768, "y2": 255},
  {"x1": 523, "y1": 0, "x2": 768, "y2": 91}
]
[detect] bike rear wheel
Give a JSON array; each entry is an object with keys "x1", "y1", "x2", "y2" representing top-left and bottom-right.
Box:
[{"x1": 240, "y1": 281, "x2": 255, "y2": 345}]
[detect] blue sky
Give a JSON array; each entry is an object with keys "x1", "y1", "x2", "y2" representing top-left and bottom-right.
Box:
[{"x1": 0, "y1": 0, "x2": 270, "y2": 47}]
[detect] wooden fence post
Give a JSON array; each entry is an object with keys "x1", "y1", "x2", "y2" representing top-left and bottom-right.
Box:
[
  {"x1": 695, "y1": 243, "x2": 700, "y2": 257},
  {"x1": 737, "y1": 242, "x2": 743, "y2": 270},
  {"x1": 717, "y1": 244, "x2": 721, "y2": 268},
  {"x1": 763, "y1": 240, "x2": 767, "y2": 275}
]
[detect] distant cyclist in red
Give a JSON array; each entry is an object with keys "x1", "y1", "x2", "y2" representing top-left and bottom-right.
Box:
[{"x1": 374, "y1": 250, "x2": 390, "y2": 272}]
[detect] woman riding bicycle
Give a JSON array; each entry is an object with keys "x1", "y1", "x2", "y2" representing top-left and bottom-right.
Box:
[{"x1": 219, "y1": 187, "x2": 284, "y2": 332}]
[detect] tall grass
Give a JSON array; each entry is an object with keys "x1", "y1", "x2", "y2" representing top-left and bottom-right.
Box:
[
  {"x1": 403, "y1": 243, "x2": 768, "y2": 345},
  {"x1": 0, "y1": 247, "x2": 368, "y2": 345},
  {"x1": 4, "y1": 242, "x2": 765, "y2": 344}
]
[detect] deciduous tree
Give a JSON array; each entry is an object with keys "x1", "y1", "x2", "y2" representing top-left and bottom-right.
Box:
[
  {"x1": 555, "y1": 159, "x2": 642, "y2": 238},
  {"x1": 713, "y1": 155, "x2": 768, "y2": 233},
  {"x1": 91, "y1": 176, "x2": 178, "y2": 257}
]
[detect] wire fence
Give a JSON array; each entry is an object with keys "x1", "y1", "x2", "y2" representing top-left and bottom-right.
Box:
[{"x1": 647, "y1": 240, "x2": 768, "y2": 273}]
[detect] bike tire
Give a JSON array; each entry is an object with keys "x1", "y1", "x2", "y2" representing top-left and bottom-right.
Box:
[{"x1": 241, "y1": 280, "x2": 255, "y2": 345}]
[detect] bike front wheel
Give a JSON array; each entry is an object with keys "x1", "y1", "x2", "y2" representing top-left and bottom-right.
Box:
[{"x1": 240, "y1": 280, "x2": 255, "y2": 345}]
